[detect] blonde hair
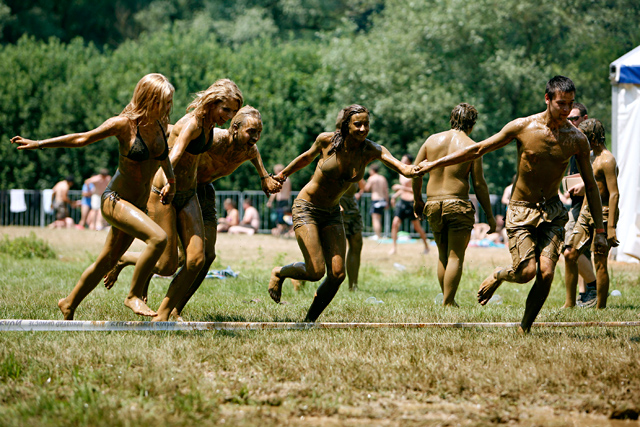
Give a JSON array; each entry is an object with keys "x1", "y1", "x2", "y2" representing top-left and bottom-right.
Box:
[
  {"x1": 186, "y1": 79, "x2": 244, "y2": 126},
  {"x1": 229, "y1": 106, "x2": 261, "y2": 132},
  {"x1": 120, "y1": 73, "x2": 174, "y2": 125}
]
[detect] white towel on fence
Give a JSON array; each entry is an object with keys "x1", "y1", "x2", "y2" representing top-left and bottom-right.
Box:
[
  {"x1": 42, "y1": 189, "x2": 54, "y2": 214},
  {"x1": 10, "y1": 189, "x2": 27, "y2": 213}
]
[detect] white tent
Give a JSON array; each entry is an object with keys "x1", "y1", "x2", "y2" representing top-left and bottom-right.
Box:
[{"x1": 610, "y1": 45, "x2": 640, "y2": 263}]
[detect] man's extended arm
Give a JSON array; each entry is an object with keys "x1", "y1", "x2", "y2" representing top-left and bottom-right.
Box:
[
  {"x1": 575, "y1": 141, "x2": 607, "y2": 253},
  {"x1": 603, "y1": 155, "x2": 620, "y2": 247}
]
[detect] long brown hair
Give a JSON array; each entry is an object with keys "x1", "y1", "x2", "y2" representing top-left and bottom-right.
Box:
[{"x1": 329, "y1": 104, "x2": 369, "y2": 155}]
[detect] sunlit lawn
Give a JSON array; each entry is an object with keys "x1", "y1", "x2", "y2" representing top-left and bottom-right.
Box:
[{"x1": 1, "y1": 227, "x2": 639, "y2": 426}]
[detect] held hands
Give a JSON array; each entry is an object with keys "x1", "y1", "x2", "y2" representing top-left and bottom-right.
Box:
[
  {"x1": 261, "y1": 176, "x2": 282, "y2": 195},
  {"x1": 11, "y1": 136, "x2": 40, "y2": 150},
  {"x1": 272, "y1": 171, "x2": 287, "y2": 183},
  {"x1": 414, "y1": 161, "x2": 433, "y2": 176}
]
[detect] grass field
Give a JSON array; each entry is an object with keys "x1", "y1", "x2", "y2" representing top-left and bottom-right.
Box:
[{"x1": 1, "y1": 226, "x2": 639, "y2": 426}]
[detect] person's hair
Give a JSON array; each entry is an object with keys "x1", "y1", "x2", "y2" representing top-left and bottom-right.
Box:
[
  {"x1": 449, "y1": 103, "x2": 478, "y2": 132},
  {"x1": 230, "y1": 106, "x2": 261, "y2": 132},
  {"x1": 578, "y1": 118, "x2": 605, "y2": 146},
  {"x1": 329, "y1": 104, "x2": 369, "y2": 155},
  {"x1": 545, "y1": 75, "x2": 576, "y2": 100},
  {"x1": 403, "y1": 153, "x2": 414, "y2": 163},
  {"x1": 65, "y1": 175, "x2": 75, "y2": 184},
  {"x1": 223, "y1": 198, "x2": 237, "y2": 209},
  {"x1": 572, "y1": 102, "x2": 587, "y2": 117},
  {"x1": 120, "y1": 73, "x2": 175, "y2": 125},
  {"x1": 99, "y1": 168, "x2": 109, "y2": 176},
  {"x1": 243, "y1": 198, "x2": 253, "y2": 206},
  {"x1": 369, "y1": 163, "x2": 380, "y2": 173},
  {"x1": 186, "y1": 79, "x2": 243, "y2": 127}
]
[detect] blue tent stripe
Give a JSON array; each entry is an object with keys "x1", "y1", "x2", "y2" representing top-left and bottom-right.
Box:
[{"x1": 619, "y1": 65, "x2": 640, "y2": 84}]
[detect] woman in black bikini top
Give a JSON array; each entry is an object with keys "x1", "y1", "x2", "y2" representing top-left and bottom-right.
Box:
[
  {"x1": 267, "y1": 104, "x2": 419, "y2": 322},
  {"x1": 102, "y1": 80, "x2": 249, "y2": 322},
  {"x1": 12, "y1": 73, "x2": 176, "y2": 321}
]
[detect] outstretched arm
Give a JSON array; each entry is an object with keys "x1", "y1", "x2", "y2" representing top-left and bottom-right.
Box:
[
  {"x1": 275, "y1": 134, "x2": 327, "y2": 181},
  {"x1": 377, "y1": 145, "x2": 416, "y2": 178},
  {"x1": 416, "y1": 119, "x2": 523, "y2": 175},
  {"x1": 250, "y1": 149, "x2": 282, "y2": 195},
  {"x1": 11, "y1": 116, "x2": 125, "y2": 150},
  {"x1": 470, "y1": 157, "x2": 496, "y2": 233}
]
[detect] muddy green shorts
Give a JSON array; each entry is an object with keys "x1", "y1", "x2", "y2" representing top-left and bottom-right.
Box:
[
  {"x1": 292, "y1": 198, "x2": 343, "y2": 231},
  {"x1": 506, "y1": 197, "x2": 568, "y2": 267},
  {"x1": 567, "y1": 204, "x2": 612, "y2": 255},
  {"x1": 424, "y1": 197, "x2": 475, "y2": 234}
]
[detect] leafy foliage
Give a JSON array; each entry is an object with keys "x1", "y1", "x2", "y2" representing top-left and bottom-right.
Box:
[
  {"x1": 0, "y1": 232, "x2": 56, "y2": 259},
  {"x1": 1, "y1": 0, "x2": 639, "y2": 192}
]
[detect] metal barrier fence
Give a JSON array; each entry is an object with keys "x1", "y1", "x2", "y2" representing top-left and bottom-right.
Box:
[{"x1": 1, "y1": 189, "x2": 507, "y2": 237}]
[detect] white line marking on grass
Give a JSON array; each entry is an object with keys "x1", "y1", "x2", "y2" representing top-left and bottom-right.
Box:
[{"x1": 1, "y1": 319, "x2": 640, "y2": 331}]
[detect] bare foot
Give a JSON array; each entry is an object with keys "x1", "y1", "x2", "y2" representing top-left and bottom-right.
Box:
[
  {"x1": 477, "y1": 267, "x2": 504, "y2": 306},
  {"x1": 268, "y1": 267, "x2": 285, "y2": 303},
  {"x1": 349, "y1": 284, "x2": 358, "y2": 292},
  {"x1": 423, "y1": 246, "x2": 430, "y2": 255},
  {"x1": 517, "y1": 325, "x2": 527, "y2": 335},
  {"x1": 124, "y1": 296, "x2": 157, "y2": 317},
  {"x1": 562, "y1": 303, "x2": 576, "y2": 309},
  {"x1": 170, "y1": 308, "x2": 184, "y2": 322},
  {"x1": 58, "y1": 298, "x2": 74, "y2": 320},
  {"x1": 388, "y1": 247, "x2": 397, "y2": 255},
  {"x1": 103, "y1": 261, "x2": 126, "y2": 290}
]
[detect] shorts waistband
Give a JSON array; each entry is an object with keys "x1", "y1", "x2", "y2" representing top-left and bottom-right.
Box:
[
  {"x1": 509, "y1": 195, "x2": 560, "y2": 209},
  {"x1": 427, "y1": 195, "x2": 470, "y2": 202}
]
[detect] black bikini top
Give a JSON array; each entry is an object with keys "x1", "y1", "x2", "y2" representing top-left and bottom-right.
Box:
[
  {"x1": 124, "y1": 120, "x2": 170, "y2": 162},
  {"x1": 185, "y1": 126, "x2": 214, "y2": 155}
]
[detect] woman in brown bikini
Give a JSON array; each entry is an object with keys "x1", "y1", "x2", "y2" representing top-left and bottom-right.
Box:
[{"x1": 269, "y1": 104, "x2": 419, "y2": 321}]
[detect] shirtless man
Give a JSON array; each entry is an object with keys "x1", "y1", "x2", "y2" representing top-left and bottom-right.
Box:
[
  {"x1": 174, "y1": 109, "x2": 280, "y2": 315},
  {"x1": 563, "y1": 119, "x2": 619, "y2": 309},
  {"x1": 229, "y1": 198, "x2": 260, "y2": 235},
  {"x1": 50, "y1": 176, "x2": 79, "y2": 228},
  {"x1": 413, "y1": 103, "x2": 495, "y2": 306},
  {"x1": 417, "y1": 76, "x2": 607, "y2": 332},
  {"x1": 365, "y1": 163, "x2": 389, "y2": 239}
]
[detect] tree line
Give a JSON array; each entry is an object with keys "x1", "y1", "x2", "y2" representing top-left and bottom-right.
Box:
[{"x1": 1, "y1": 0, "x2": 639, "y2": 193}]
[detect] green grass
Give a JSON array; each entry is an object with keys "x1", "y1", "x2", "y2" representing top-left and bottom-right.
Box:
[{"x1": 1, "y1": 233, "x2": 640, "y2": 426}]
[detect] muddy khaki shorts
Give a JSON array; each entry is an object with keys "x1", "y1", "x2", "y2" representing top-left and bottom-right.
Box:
[
  {"x1": 506, "y1": 197, "x2": 568, "y2": 267},
  {"x1": 292, "y1": 199, "x2": 343, "y2": 231},
  {"x1": 424, "y1": 197, "x2": 475, "y2": 234},
  {"x1": 567, "y1": 205, "x2": 613, "y2": 255}
]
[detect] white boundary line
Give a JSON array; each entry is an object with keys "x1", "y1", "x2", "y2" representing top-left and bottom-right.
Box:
[{"x1": 1, "y1": 319, "x2": 640, "y2": 332}]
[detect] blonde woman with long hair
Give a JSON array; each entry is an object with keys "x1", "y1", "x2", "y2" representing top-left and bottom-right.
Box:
[
  {"x1": 102, "y1": 79, "x2": 249, "y2": 321},
  {"x1": 12, "y1": 73, "x2": 176, "y2": 320}
]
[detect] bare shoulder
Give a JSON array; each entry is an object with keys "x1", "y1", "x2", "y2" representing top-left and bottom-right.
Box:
[
  {"x1": 212, "y1": 128, "x2": 230, "y2": 144},
  {"x1": 316, "y1": 132, "x2": 334, "y2": 147},
  {"x1": 105, "y1": 116, "x2": 131, "y2": 133}
]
